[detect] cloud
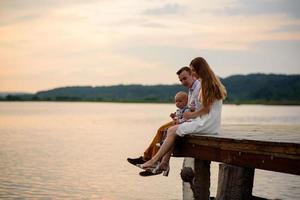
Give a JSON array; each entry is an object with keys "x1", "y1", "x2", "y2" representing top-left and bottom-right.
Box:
[
  {"x1": 118, "y1": 39, "x2": 300, "y2": 78},
  {"x1": 219, "y1": 0, "x2": 300, "y2": 19},
  {"x1": 1, "y1": 0, "x2": 300, "y2": 92},
  {"x1": 272, "y1": 24, "x2": 300, "y2": 33},
  {"x1": 198, "y1": 40, "x2": 300, "y2": 77},
  {"x1": 0, "y1": 0, "x2": 100, "y2": 26},
  {"x1": 143, "y1": 3, "x2": 186, "y2": 15},
  {"x1": 0, "y1": 0, "x2": 100, "y2": 10}
]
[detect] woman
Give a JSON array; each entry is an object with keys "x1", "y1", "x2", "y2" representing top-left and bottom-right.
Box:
[{"x1": 138, "y1": 57, "x2": 227, "y2": 176}]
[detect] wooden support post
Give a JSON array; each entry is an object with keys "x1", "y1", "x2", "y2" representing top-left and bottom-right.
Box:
[
  {"x1": 182, "y1": 158, "x2": 195, "y2": 200},
  {"x1": 216, "y1": 164, "x2": 255, "y2": 200},
  {"x1": 193, "y1": 159, "x2": 211, "y2": 200}
]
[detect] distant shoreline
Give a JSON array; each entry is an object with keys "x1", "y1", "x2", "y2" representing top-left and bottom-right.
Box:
[
  {"x1": 1, "y1": 73, "x2": 299, "y2": 105},
  {"x1": 0, "y1": 99, "x2": 299, "y2": 106}
]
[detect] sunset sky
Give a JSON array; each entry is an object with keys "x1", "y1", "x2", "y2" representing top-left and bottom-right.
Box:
[{"x1": 1, "y1": 0, "x2": 300, "y2": 92}]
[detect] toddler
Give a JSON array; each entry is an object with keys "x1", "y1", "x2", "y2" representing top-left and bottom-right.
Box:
[
  {"x1": 157, "y1": 91, "x2": 190, "y2": 147},
  {"x1": 170, "y1": 91, "x2": 190, "y2": 124}
]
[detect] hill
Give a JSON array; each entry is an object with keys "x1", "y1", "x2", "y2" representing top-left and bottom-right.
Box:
[
  {"x1": 36, "y1": 84, "x2": 185, "y2": 102},
  {"x1": 1, "y1": 74, "x2": 300, "y2": 105},
  {"x1": 222, "y1": 74, "x2": 300, "y2": 104}
]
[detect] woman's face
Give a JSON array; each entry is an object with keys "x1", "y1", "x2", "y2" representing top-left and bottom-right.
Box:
[{"x1": 190, "y1": 65, "x2": 199, "y2": 79}]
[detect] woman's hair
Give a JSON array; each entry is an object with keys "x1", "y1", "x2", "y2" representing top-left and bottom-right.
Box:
[{"x1": 190, "y1": 57, "x2": 227, "y2": 106}]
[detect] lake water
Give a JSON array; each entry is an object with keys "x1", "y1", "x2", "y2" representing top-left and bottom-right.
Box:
[{"x1": 0, "y1": 102, "x2": 300, "y2": 200}]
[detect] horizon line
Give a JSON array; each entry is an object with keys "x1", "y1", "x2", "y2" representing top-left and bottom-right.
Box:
[{"x1": 1, "y1": 72, "x2": 299, "y2": 94}]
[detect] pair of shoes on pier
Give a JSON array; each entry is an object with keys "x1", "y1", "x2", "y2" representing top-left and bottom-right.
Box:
[{"x1": 137, "y1": 162, "x2": 170, "y2": 177}]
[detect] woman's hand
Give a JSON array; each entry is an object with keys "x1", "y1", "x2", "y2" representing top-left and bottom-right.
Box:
[{"x1": 183, "y1": 112, "x2": 195, "y2": 120}]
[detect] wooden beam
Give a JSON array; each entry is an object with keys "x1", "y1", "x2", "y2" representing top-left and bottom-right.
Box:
[
  {"x1": 193, "y1": 160, "x2": 211, "y2": 200},
  {"x1": 173, "y1": 135, "x2": 300, "y2": 175},
  {"x1": 216, "y1": 164, "x2": 254, "y2": 200}
]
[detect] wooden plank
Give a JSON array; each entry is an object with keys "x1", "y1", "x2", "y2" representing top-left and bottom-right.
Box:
[
  {"x1": 180, "y1": 135, "x2": 300, "y2": 157},
  {"x1": 174, "y1": 144, "x2": 300, "y2": 175},
  {"x1": 173, "y1": 133, "x2": 300, "y2": 175},
  {"x1": 219, "y1": 124, "x2": 300, "y2": 143}
]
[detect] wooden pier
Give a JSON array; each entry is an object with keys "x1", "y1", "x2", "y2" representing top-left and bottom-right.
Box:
[{"x1": 173, "y1": 124, "x2": 300, "y2": 200}]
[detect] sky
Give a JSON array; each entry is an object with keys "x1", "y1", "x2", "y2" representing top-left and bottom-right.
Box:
[{"x1": 0, "y1": 0, "x2": 300, "y2": 92}]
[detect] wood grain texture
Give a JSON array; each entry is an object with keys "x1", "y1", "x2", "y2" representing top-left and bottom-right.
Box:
[{"x1": 173, "y1": 125, "x2": 300, "y2": 175}]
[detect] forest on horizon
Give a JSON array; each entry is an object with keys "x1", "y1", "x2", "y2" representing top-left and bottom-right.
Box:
[{"x1": 2, "y1": 73, "x2": 300, "y2": 105}]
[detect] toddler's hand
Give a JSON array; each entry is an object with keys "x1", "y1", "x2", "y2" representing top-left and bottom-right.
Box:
[
  {"x1": 172, "y1": 116, "x2": 179, "y2": 124},
  {"x1": 170, "y1": 112, "x2": 176, "y2": 119}
]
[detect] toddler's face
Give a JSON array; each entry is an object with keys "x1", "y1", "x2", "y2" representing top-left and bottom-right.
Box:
[{"x1": 175, "y1": 96, "x2": 187, "y2": 109}]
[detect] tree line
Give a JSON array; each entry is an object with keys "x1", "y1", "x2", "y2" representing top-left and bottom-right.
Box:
[{"x1": 1, "y1": 74, "x2": 300, "y2": 105}]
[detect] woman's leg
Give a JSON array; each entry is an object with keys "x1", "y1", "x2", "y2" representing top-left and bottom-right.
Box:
[
  {"x1": 141, "y1": 125, "x2": 179, "y2": 168},
  {"x1": 143, "y1": 121, "x2": 174, "y2": 161},
  {"x1": 160, "y1": 149, "x2": 172, "y2": 170}
]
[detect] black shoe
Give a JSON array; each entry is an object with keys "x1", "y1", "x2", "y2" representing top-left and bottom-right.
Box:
[
  {"x1": 139, "y1": 164, "x2": 170, "y2": 177},
  {"x1": 139, "y1": 170, "x2": 162, "y2": 177},
  {"x1": 127, "y1": 156, "x2": 146, "y2": 166}
]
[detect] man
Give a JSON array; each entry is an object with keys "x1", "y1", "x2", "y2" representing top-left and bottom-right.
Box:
[{"x1": 127, "y1": 66, "x2": 201, "y2": 165}]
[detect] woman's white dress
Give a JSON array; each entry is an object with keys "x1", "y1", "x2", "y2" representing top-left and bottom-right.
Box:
[{"x1": 176, "y1": 99, "x2": 222, "y2": 136}]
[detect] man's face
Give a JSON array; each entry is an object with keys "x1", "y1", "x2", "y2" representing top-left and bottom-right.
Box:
[{"x1": 178, "y1": 70, "x2": 194, "y2": 88}]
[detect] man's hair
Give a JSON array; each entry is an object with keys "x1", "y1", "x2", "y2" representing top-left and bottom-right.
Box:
[{"x1": 176, "y1": 66, "x2": 191, "y2": 75}]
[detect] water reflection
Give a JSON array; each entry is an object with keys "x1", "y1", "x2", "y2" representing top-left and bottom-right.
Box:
[{"x1": 0, "y1": 102, "x2": 299, "y2": 199}]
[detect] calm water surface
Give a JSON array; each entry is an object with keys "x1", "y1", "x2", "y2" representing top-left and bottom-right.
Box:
[{"x1": 0, "y1": 102, "x2": 300, "y2": 199}]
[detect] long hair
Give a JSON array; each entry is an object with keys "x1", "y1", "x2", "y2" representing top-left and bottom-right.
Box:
[{"x1": 190, "y1": 57, "x2": 227, "y2": 107}]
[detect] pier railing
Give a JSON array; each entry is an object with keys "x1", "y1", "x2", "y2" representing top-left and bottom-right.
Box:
[{"x1": 173, "y1": 125, "x2": 300, "y2": 200}]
